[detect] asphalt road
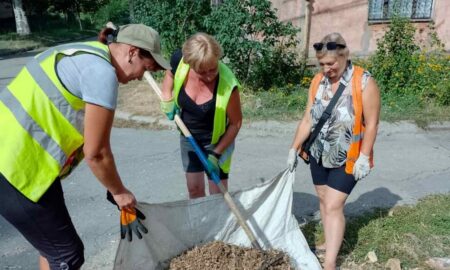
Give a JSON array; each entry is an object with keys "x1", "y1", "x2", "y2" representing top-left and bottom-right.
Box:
[{"x1": 1, "y1": 51, "x2": 450, "y2": 269}]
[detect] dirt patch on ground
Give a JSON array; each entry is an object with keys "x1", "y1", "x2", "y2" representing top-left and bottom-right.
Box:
[
  {"x1": 168, "y1": 241, "x2": 292, "y2": 270},
  {"x1": 112, "y1": 118, "x2": 168, "y2": 130},
  {"x1": 117, "y1": 80, "x2": 161, "y2": 116}
]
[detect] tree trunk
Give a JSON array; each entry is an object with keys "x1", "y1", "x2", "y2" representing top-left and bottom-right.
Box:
[
  {"x1": 12, "y1": 0, "x2": 31, "y2": 36},
  {"x1": 75, "y1": 8, "x2": 83, "y2": 30}
]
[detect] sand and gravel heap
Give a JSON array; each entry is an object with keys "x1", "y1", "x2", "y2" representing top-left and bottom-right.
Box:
[{"x1": 169, "y1": 241, "x2": 292, "y2": 270}]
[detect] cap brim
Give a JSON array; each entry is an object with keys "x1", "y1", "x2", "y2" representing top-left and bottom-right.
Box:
[{"x1": 150, "y1": 52, "x2": 171, "y2": 70}]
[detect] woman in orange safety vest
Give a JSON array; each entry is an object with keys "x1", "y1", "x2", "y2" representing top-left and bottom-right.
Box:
[{"x1": 287, "y1": 32, "x2": 381, "y2": 269}]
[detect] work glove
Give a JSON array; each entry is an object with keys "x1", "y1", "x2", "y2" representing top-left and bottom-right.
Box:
[
  {"x1": 287, "y1": 148, "x2": 298, "y2": 172},
  {"x1": 206, "y1": 150, "x2": 221, "y2": 179},
  {"x1": 352, "y1": 153, "x2": 371, "y2": 181},
  {"x1": 106, "y1": 191, "x2": 148, "y2": 241},
  {"x1": 160, "y1": 98, "x2": 179, "y2": 120},
  {"x1": 120, "y1": 208, "x2": 148, "y2": 241}
]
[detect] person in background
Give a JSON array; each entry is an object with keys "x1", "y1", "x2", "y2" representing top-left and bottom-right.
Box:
[
  {"x1": 0, "y1": 23, "x2": 170, "y2": 270},
  {"x1": 160, "y1": 33, "x2": 242, "y2": 199},
  {"x1": 287, "y1": 32, "x2": 380, "y2": 269}
]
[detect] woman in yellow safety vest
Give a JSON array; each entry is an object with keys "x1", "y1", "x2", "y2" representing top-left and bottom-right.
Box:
[
  {"x1": 0, "y1": 23, "x2": 170, "y2": 270},
  {"x1": 160, "y1": 33, "x2": 242, "y2": 199},
  {"x1": 287, "y1": 33, "x2": 380, "y2": 269}
]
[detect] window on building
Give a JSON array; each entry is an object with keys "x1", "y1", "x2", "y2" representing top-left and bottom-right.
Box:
[{"x1": 368, "y1": 0, "x2": 433, "y2": 21}]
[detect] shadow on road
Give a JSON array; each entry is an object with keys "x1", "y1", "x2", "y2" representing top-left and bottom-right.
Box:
[{"x1": 292, "y1": 187, "x2": 402, "y2": 252}]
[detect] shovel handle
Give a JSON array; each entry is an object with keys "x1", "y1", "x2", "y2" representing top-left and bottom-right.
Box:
[{"x1": 143, "y1": 71, "x2": 262, "y2": 249}]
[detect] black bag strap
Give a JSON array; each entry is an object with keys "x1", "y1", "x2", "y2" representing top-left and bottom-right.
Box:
[{"x1": 302, "y1": 81, "x2": 347, "y2": 153}]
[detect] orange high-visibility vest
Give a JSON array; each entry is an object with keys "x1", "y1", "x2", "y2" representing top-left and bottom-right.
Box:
[{"x1": 309, "y1": 65, "x2": 374, "y2": 174}]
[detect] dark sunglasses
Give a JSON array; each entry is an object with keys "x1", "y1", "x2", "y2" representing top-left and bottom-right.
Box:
[{"x1": 313, "y1": 42, "x2": 346, "y2": 51}]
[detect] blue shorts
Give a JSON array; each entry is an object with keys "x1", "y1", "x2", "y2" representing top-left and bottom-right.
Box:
[
  {"x1": 310, "y1": 157, "x2": 357, "y2": 195},
  {"x1": 0, "y1": 174, "x2": 84, "y2": 270},
  {"x1": 179, "y1": 135, "x2": 229, "y2": 179}
]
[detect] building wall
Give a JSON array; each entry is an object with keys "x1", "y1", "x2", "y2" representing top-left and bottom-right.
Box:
[{"x1": 271, "y1": 0, "x2": 450, "y2": 57}]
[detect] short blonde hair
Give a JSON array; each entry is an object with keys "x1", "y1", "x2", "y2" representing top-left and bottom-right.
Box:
[
  {"x1": 182, "y1": 33, "x2": 222, "y2": 72},
  {"x1": 315, "y1": 32, "x2": 350, "y2": 60}
]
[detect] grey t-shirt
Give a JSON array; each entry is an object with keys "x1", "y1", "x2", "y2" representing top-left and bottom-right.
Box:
[{"x1": 56, "y1": 53, "x2": 118, "y2": 110}]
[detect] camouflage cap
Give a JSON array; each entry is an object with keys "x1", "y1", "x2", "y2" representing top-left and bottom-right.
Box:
[{"x1": 116, "y1": 24, "x2": 170, "y2": 70}]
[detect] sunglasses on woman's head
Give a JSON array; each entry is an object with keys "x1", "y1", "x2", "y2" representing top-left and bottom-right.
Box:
[{"x1": 313, "y1": 42, "x2": 346, "y2": 51}]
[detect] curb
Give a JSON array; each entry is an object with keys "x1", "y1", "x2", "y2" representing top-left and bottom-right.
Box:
[
  {"x1": 114, "y1": 111, "x2": 174, "y2": 129},
  {"x1": 0, "y1": 35, "x2": 97, "y2": 58},
  {"x1": 114, "y1": 111, "x2": 450, "y2": 132}
]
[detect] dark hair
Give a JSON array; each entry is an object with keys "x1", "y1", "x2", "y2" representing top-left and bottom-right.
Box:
[
  {"x1": 98, "y1": 28, "x2": 116, "y2": 44},
  {"x1": 137, "y1": 48, "x2": 152, "y2": 59}
]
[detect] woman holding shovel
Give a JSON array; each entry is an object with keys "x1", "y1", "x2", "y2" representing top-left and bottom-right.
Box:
[
  {"x1": 0, "y1": 23, "x2": 170, "y2": 270},
  {"x1": 287, "y1": 32, "x2": 380, "y2": 269},
  {"x1": 161, "y1": 33, "x2": 242, "y2": 199}
]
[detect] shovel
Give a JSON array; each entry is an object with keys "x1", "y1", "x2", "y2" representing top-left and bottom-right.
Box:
[{"x1": 143, "y1": 71, "x2": 262, "y2": 250}]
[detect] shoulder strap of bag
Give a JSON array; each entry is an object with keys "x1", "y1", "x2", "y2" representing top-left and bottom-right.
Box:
[{"x1": 302, "y1": 81, "x2": 347, "y2": 153}]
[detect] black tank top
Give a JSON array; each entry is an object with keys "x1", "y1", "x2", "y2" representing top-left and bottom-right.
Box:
[{"x1": 170, "y1": 50, "x2": 218, "y2": 144}]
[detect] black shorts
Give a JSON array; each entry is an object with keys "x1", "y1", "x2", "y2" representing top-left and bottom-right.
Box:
[
  {"x1": 0, "y1": 173, "x2": 84, "y2": 270},
  {"x1": 180, "y1": 135, "x2": 229, "y2": 179},
  {"x1": 310, "y1": 157, "x2": 357, "y2": 195}
]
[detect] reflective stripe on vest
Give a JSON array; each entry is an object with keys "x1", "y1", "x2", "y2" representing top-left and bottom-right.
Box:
[
  {"x1": 36, "y1": 42, "x2": 110, "y2": 61},
  {"x1": 0, "y1": 88, "x2": 67, "y2": 165},
  {"x1": 0, "y1": 41, "x2": 111, "y2": 202},
  {"x1": 309, "y1": 65, "x2": 374, "y2": 174},
  {"x1": 26, "y1": 58, "x2": 85, "y2": 133},
  {"x1": 173, "y1": 59, "x2": 240, "y2": 173}
]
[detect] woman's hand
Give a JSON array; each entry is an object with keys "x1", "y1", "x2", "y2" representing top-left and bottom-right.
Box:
[
  {"x1": 287, "y1": 148, "x2": 298, "y2": 172},
  {"x1": 112, "y1": 188, "x2": 137, "y2": 210}
]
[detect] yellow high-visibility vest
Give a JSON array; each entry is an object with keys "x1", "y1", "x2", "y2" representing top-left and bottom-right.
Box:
[
  {"x1": 173, "y1": 59, "x2": 240, "y2": 173},
  {"x1": 0, "y1": 41, "x2": 111, "y2": 202}
]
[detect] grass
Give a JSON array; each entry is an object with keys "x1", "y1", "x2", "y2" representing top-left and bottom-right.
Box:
[
  {"x1": 302, "y1": 194, "x2": 450, "y2": 268},
  {"x1": 240, "y1": 87, "x2": 308, "y2": 121},
  {"x1": 0, "y1": 28, "x2": 96, "y2": 56},
  {"x1": 381, "y1": 101, "x2": 450, "y2": 129},
  {"x1": 242, "y1": 86, "x2": 450, "y2": 127}
]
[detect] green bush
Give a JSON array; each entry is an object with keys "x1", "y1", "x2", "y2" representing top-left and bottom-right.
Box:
[
  {"x1": 132, "y1": 0, "x2": 303, "y2": 90},
  {"x1": 368, "y1": 16, "x2": 450, "y2": 107},
  {"x1": 93, "y1": 0, "x2": 129, "y2": 29},
  {"x1": 205, "y1": 0, "x2": 303, "y2": 89},
  {"x1": 132, "y1": 0, "x2": 211, "y2": 56},
  {"x1": 414, "y1": 51, "x2": 450, "y2": 106},
  {"x1": 370, "y1": 16, "x2": 419, "y2": 96}
]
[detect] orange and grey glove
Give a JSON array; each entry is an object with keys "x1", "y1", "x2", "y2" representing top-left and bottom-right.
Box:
[
  {"x1": 120, "y1": 208, "x2": 148, "y2": 241},
  {"x1": 106, "y1": 191, "x2": 148, "y2": 241}
]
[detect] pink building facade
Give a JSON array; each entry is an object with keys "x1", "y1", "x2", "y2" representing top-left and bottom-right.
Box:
[{"x1": 270, "y1": 0, "x2": 449, "y2": 57}]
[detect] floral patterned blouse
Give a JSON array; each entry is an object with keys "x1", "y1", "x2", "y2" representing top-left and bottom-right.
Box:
[{"x1": 309, "y1": 61, "x2": 371, "y2": 168}]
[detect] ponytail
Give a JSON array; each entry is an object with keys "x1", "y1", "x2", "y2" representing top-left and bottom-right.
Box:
[{"x1": 97, "y1": 22, "x2": 119, "y2": 44}]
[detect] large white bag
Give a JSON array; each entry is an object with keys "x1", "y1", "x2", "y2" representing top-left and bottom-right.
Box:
[{"x1": 113, "y1": 170, "x2": 321, "y2": 269}]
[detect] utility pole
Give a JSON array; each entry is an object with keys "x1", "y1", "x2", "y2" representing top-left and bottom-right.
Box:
[{"x1": 301, "y1": 0, "x2": 312, "y2": 61}]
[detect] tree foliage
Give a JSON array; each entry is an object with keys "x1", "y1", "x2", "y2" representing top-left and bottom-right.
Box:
[
  {"x1": 91, "y1": 0, "x2": 129, "y2": 28},
  {"x1": 132, "y1": 0, "x2": 211, "y2": 56},
  {"x1": 370, "y1": 15, "x2": 419, "y2": 96},
  {"x1": 132, "y1": 0, "x2": 303, "y2": 90},
  {"x1": 367, "y1": 15, "x2": 450, "y2": 106},
  {"x1": 204, "y1": 0, "x2": 301, "y2": 89}
]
